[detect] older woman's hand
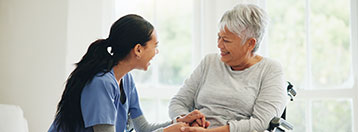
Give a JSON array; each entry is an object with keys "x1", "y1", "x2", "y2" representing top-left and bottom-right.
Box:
[
  {"x1": 163, "y1": 122, "x2": 189, "y2": 132},
  {"x1": 190, "y1": 120, "x2": 210, "y2": 128},
  {"x1": 180, "y1": 126, "x2": 207, "y2": 132},
  {"x1": 177, "y1": 110, "x2": 210, "y2": 128}
]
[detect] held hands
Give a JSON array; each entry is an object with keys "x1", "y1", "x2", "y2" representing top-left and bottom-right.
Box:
[
  {"x1": 163, "y1": 122, "x2": 189, "y2": 132},
  {"x1": 177, "y1": 110, "x2": 210, "y2": 128},
  {"x1": 164, "y1": 110, "x2": 210, "y2": 132},
  {"x1": 180, "y1": 126, "x2": 207, "y2": 132},
  {"x1": 163, "y1": 122, "x2": 207, "y2": 132},
  {"x1": 168, "y1": 110, "x2": 229, "y2": 132}
]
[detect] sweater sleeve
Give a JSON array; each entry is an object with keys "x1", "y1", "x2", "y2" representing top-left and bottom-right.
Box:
[
  {"x1": 132, "y1": 115, "x2": 171, "y2": 132},
  {"x1": 228, "y1": 62, "x2": 288, "y2": 132},
  {"x1": 93, "y1": 124, "x2": 115, "y2": 132},
  {"x1": 168, "y1": 55, "x2": 208, "y2": 118}
]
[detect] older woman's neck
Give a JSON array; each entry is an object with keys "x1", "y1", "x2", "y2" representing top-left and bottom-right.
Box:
[{"x1": 231, "y1": 55, "x2": 262, "y2": 71}]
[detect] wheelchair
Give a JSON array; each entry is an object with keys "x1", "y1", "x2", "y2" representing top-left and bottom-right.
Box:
[{"x1": 266, "y1": 81, "x2": 296, "y2": 132}]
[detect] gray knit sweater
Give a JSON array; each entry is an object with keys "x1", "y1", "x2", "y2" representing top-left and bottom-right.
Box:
[{"x1": 169, "y1": 53, "x2": 288, "y2": 132}]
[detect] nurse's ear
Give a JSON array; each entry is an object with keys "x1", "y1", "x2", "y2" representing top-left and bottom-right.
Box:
[{"x1": 133, "y1": 44, "x2": 143, "y2": 59}]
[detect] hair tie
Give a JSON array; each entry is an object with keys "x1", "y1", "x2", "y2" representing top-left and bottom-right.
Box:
[
  {"x1": 107, "y1": 46, "x2": 114, "y2": 56},
  {"x1": 103, "y1": 39, "x2": 114, "y2": 56}
]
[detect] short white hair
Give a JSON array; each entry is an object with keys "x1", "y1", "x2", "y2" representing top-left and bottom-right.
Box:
[{"x1": 219, "y1": 4, "x2": 268, "y2": 52}]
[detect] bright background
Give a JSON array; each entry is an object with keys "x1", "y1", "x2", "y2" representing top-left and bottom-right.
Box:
[{"x1": 1, "y1": 0, "x2": 358, "y2": 132}]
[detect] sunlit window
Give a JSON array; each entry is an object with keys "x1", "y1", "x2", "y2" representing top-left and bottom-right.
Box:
[
  {"x1": 115, "y1": 0, "x2": 193, "y2": 122},
  {"x1": 114, "y1": 0, "x2": 357, "y2": 131},
  {"x1": 266, "y1": 0, "x2": 354, "y2": 131}
]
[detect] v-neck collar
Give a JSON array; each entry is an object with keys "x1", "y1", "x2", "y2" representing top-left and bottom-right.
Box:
[{"x1": 110, "y1": 69, "x2": 127, "y2": 104}]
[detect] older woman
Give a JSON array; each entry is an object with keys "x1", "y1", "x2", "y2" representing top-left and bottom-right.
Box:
[{"x1": 169, "y1": 4, "x2": 287, "y2": 132}]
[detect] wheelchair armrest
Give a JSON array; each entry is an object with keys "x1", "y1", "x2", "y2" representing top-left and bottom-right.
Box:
[
  {"x1": 287, "y1": 81, "x2": 296, "y2": 101},
  {"x1": 267, "y1": 117, "x2": 294, "y2": 132}
]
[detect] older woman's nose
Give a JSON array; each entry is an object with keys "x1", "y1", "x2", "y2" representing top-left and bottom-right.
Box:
[{"x1": 217, "y1": 39, "x2": 224, "y2": 49}]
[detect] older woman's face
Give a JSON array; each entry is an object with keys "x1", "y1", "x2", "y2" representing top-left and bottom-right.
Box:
[{"x1": 217, "y1": 27, "x2": 252, "y2": 67}]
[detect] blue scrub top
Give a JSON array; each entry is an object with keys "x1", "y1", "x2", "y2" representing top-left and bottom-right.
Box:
[{"x1": 48, "y1": 70, "x2": 143, "y2": 132}]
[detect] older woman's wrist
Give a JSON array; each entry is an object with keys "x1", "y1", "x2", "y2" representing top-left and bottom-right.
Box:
[{"x1": 201, "y1": 125, "x2": 230, "y2": 132}]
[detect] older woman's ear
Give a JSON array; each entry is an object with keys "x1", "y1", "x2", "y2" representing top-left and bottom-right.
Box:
[{"x1": 247, "y1": 38, "x2": 257, "y2": 52}]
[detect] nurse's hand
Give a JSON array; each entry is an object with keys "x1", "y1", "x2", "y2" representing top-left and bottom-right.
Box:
[{"x1": 163, "y1": 122, "x2": 188, "y2": 132}]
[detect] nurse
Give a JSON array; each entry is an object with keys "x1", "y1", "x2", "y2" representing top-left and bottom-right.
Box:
[{"x1": 48, "y1": 14, "x2": 207, "y2": 132}]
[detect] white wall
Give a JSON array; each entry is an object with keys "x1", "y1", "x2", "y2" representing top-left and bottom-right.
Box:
[
  {"x1": 66, "y1": 0, "x2": 115, "y2": 75},
  {"x1": 0, "y1": 0, "x2": 68, "y2": 132},
  {"x1": 0, "y1": 0, "x2": 113, "y2": 131}
]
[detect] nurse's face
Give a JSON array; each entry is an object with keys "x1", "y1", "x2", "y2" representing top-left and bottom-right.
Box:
[{"x1": 136, "y1": 30, "x2": 159, "y2": 71}]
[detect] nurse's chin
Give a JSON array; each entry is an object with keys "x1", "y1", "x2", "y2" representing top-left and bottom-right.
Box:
[{"x1": 140, "y1": 63, "x2": 151, "y2": 71}]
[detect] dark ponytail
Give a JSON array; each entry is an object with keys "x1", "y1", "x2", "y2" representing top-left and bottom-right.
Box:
[{"x1": 54, "y1": 14, "x2": 154, "y2": 131}]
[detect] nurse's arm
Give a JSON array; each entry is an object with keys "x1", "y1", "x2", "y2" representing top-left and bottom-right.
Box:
[{"x1": 93, "y1": 124, "x2": 115, "y2": 132}]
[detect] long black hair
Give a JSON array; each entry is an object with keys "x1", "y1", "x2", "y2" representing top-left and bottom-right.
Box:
[{"x1": 54, "y1": 14, "x2": 154, "y2": 131}]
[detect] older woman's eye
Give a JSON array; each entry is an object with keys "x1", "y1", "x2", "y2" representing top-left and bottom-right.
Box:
[{"x1": 223, "y1": 39, "x2": 230, "y2": 43}]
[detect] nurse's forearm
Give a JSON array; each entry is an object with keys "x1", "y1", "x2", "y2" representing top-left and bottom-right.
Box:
[
  {"x1": 133, "y1": 115, "x2": 171, "y2": 132},
  {"x1": 93, "y1": 124, "x2": 115, "y2": 132}
]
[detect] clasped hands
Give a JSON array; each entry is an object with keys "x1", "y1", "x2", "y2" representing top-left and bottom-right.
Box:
[{"x1": 164, "y1": 110, "x2": 210, "y2": 132}]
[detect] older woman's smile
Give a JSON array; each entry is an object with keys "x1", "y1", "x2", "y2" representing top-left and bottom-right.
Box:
[{"x1": 220, "y1": 51, "x2": 230, "y2": 56}]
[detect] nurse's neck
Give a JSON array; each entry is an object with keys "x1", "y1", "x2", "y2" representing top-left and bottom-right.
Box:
[{"x1": 112, "y1": 59, "x2": 135, "y2": 83}]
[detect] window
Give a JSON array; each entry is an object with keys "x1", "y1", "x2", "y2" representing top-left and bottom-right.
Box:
[
  {"x1": 266, "y1": 0, "x2": 357, "y2": 131},
  {"x1": 115, "y1": 0, "x2": 194, "y2": 122},
  {"x1": 114, "y1": 0, "x2": 358, "y2": 131}
]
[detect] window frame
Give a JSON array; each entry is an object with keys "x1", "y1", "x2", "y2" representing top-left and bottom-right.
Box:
[{"x1": 262, "y1": 0, "x2": 358, "y2": 131}]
